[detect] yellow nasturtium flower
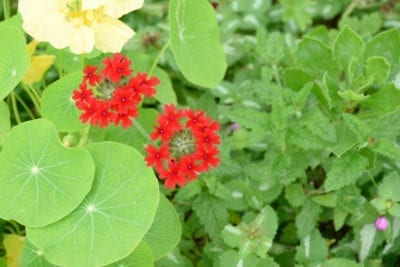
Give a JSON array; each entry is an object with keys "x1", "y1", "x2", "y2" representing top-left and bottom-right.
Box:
[
  {"x1": 22, "y1": 40, "x2": 55, "y2": 85},
  {"x1": 18, "y1": 0, "x2": 144, "y2": 54}
]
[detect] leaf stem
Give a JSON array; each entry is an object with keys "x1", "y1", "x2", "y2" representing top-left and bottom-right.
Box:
[
  {"x1": 367, "y1": 171, "x2": 378, "y2": 189},
  {"x1": 15, "y1": 93, "x2": 36, "y2": 120},
  {"x1": 2, "y1": 0, "x2": 10, "y2": 19},
  {"x1": 20, "y1": 83, "x2": 41, "y2": 116},
  {"x1": 77, "y1": 126, "x2": 90, "y2": 147},
  {"x1": 10, "y1": 92, "x2": 21, "y2": 124},
  {"x1": 133, "y1": 119, "x2": 155, "y2": 145},
  {"x1": 341, "y1": 0, "x2": 362, "y2": 20},
  {"x1": 148, "y1": 41, "x2": 170, "y2": 77}
]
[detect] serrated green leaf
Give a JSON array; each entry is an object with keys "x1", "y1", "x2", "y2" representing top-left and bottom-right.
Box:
[
  {"x1": 173, "y1": 179, "x2": 201, "y2": 202},
  {"x1": 338, "y1": 90, "x2": 369, "y2": 103},
  {"x1": 364, "y1": 28, "x2": 400, "y2": 66},
  {"x1": 342, "y1": 113, "x2": 370, "y2": 142},
  {"x1": 331, "y1": 121, "x2": 358, "y2": 157},
  {"x1": 221, "y1": 225, "x2": 245, "y2": 248},
  {"x1": 296, "y1": 37, "x2": 339, "y2": 79},
  {"x1": 358, "y1": 224, "x2": 377, "y2": 262},
  {"x1": 292, "y1": 82, "x2": 313, "y2": 112},
  {"x1": 378, "y1": 172, "x2": 400, "y2": 202},
  {"x1": 322, "y1": 258, "x2": 362, "y2": 267},
  {"x1": 361, "y1": 83, "x2": 400, "y2": 117},
  {"x1": 281, "y1": 0, "x2": 314, "y2": 31},
  {"x1": 372, "y1": 139, "x2": 400, "y2": 162},
  {"x1": 169, "y1": 0, "x2": 227, "y2": 88},
  {"x1": 365, "y1": 56, "x2": 390, "y2": 84},
  {"x1": 303, "y1": 109, "x2": 336, "y2": 143},
  {"x1": 324, "y1": 152, "x2": 369, "y2": 192},
  {"x1": 295, "y1": 229, "x2": 328, "y2": 264},
  {"x1": 296, "y1": 199, "x2": 322, "y2": 239},
  {"x1": 41, "y1": 72, "x2": 86, "y2": 132},
  {"x1": 284, "y1": 68, "x2": 313, "y2": 91},
  {"x1": 193, "y1": 193, "x2": 229, "y2": 239},
  {"x1": 312, "y1": 194, "x2": 337, "y2": 208},
  {"x1": 219, "y1": 250, "x2": 258, "y2": 267},
  {"x1": 285, "y1": 183, "x2": 305, "y2": 208},
  {"x1": 339, "y1": 12, "x2": 382, "y2": 36},
  {"x1": 333, "y1": 208, "x2": 348, "y2": 231},
  {"x1": 333, "y1": 26, "x2": 364, "y2": 70}
]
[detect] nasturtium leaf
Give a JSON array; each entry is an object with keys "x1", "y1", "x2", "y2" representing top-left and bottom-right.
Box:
[
  {"x1": 324, "y1": 152, "x2": 369, "y2": 192},
  {"x1": 295, "y1": 37, "x2": 339, "y2": 79},
  {"x1": 322, "y1": 258, "x2": 362, "y2": 267},
  {"x1": 0, "y1": 101, "x2": 10, "y2": 148},
  {"x1": 21, "y1": 239, "x2": 55, "y2": 267},
  {"x1": 364, "y1": 28, "x2": 400, "y2": 66},
  {"x1": 26, "y1": 142, "x2": 159, "y2": 267},
  {"x1": 0, "y1": 119, "x2": 95, "y2": 227},
  {"x1": 105, "y1": 108, "x2": 158, "y2": 155},
  {"x1": 295, "y1": 229, "x2": 328, "y2": 265},
  {"x1": 0, "y1": 14, "x2": 23, "y2": 32},
  {"x1": 46, "y1": 46, "x2": 84, "y2": 73},
  {"x1": 106, "y1": 241, "x2": 153, "y2": 267},
  {"x1": 41, "y1": 72, "x2": 86, "y2": 132},
  {"x1": 0, "y1": 27, "x2": 30, "y2": 100},
  {"x1": 143, "y1": 194, "x2": 181, "y2": 260},
  {"x1": 169, "y1": 0, "x2": 227, "y2": 88},
  {"x1": 360, "y1": 83, "x2": 400, "y2": 117},
  {"x1": 365, "y1": 56, "x2": 390, "y2": 84},
  {"x1": 333, "y1": 26, "x2": 364, "y2": 71}
]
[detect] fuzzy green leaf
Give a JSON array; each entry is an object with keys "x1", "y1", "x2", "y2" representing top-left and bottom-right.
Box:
[
  {"x1": 378, "y1": 172, "x2": 400, "y2": 202},
  {"x1": 360, "y1": 83, "x2": 400, "y2": 117},
  {"x1": 365, "y1": 56, "x2": 390, "y2": 84},
  {"x1": 296, "y1": 229, "x2": 328, "y2": 264},
  {"x1": 322, "y1": 258, "x2": 362, "y2": 267},
  {"x1": 333, "y1": 26, "x2": 364, "y2": 70},
  {"x1": 324, "y1": 152, "x2": 368, "y2": 192},
  {"x1": 295, "y1": 199, "x2": 322, "y2": 239},
  {"x1": 285, "y1": 183, "x2": 305, "y2": 208},
  {"x1": 364, "y1": 28, "x2": 400, "y2": 66}
]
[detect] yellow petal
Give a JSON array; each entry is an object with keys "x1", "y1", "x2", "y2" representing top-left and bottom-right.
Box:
[
  {"x1": 22, "y1": 55, "x2": 55, "y2": 85},
  {"x1": 3, "y1": 234, "x2": 25, "y2": 267},
  {"x1": 91, "y1": 16, "x2": 134, "y2": 52},
  {"x1": 103, "y1": 0, "x2": 144, "y2": 18},
  {"x1": 26, "y1": 40, "x2": 39, "y2": 57}
]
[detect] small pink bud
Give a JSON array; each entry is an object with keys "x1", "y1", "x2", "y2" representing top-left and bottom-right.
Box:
[
  {"x1": 375, "y1": 216, "x2": 389, "y2": 231},
  {"x1": 231, "y1": 123, "x2": 239, "y2": 132}
]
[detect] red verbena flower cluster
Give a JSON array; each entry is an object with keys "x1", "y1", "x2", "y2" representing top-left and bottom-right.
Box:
[
  {"x1": 145, "y1": 104, "x2": 221, "y2": 188},
  {"x1": 72, "y1": 53, "x2": 159, "y2": 128}
]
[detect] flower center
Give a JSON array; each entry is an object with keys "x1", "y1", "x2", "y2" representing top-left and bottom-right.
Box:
[
  {"x1": 96, "y1": 80, "x2": 116, "y2": 99},
  {"x1": 64, "y1": 0, "x2": 104, "y2": 27},
  {"x1": 169, "y1": 130, "x2": 196, "y2": 159}
]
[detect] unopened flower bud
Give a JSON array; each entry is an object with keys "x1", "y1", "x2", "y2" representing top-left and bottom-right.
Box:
[
  {"x1": 375, "y1": 216, "x2": 389, "y2": 231},
  {"x1": 231, "y1": 123, "x2": 239, "y2": 132}
]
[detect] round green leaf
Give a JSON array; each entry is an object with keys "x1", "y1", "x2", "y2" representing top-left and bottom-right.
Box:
[
  {"x1": 41, "y1": 72, "x2": 86, "y2": 132},
  {"x1": 143, "y1": 193, "x2": 181, "y2": 260},
  {"x1": 0, "y1": 101, "x2": 10, "y2": 148},
  {"x1": 26, "y1": 142, "x2": 160, "y2": 267},
  {"x1": 0, "y1": 118, "x2": 95, "y2": 227},
  {"x1": 169, "y1": 0, "x2": 227, "y2": 88},
  {"x1": 106, "y1": 241, "x2": 153, "y2": 267},
  {"x1": 21, "y1": 239, "x2": 56, "y2": 267},
  {"x1": 0, "y1": 27, "x2": 29, "y2": 100}
]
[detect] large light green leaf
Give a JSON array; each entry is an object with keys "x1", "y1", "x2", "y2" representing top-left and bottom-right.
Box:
[
  {"x1": 106, "y1": 241, "x2": 154, "y2": 267},
  {"x1": 26, "y1": 142, "x2": 159, "y2": 267},
  {"x1": 21, "y1": 239, "x2": 55, "y2": 267},
  {"x1": 41, "y1": 72, "x2": 86, "y2": 132},
  {"x1": 0, "y1": 119, "x2": 95, "y2": 227},
  {"x1": 169, "y1": 0, "x2": 227, "y2": 88},
  {"x1": 360, "y1": 83, "x2": 400, "y2": 117},
  {"x1": 143, "y1": 194, "x2": 181, "y2": 260},
  {"x1": 324, "y1": 151, "x2": 369, "y2": 191},
  {"x1": 0, "y1": 101, "x2": 10, "y2": 148},
  {"x1": 0, "y1": 27, "x2": 29, "y2": 100}
]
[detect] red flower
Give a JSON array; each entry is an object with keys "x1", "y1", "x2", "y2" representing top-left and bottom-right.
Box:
[
  {"x1": 72, "y1": 53, "x2": 159, "y2": 129},
  {"x1": 145, "y1": 104, "x2": 220, "y2": 189},
  {"x1": 83, "y1": 65, "x2": 101, "y2": 85},
  {"x1": 102, "y1": 53, "x2": 132, "y2": 83}
]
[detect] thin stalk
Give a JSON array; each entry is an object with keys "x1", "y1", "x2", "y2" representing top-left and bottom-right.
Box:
[
  {"x1": 21, "y1": 84, "x2": 41, "y2": 115},
  {"x1": 133, "y1": 120, "x2": 155, "y2": 145},
  {"x1": 148, "y1": 41, "x2": 170, "y2": 77},
  {"x1": 2, "y1": 0, "x2": 10, "y2": 19},
  {"x1": 15, "y1": 93, "x2": 36, "y2": 119},
  {"x1": 368, "y1": 171, "x2": 378, "y2": 189},
  {"x1": 10, "y1": 92, "x2": 21, "y2": 124},
  {"x1": 341, "y1": 0, "x2": 361, "y2": 20},
  {"x1": 77, "y1": 126, "x2": 90, "y2": 147}
]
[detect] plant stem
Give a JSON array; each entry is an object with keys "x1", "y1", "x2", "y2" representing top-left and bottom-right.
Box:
[
  {"x1": 15, "y1": 93, "x2": 36, "y2": 120},
  {"x1": 10, "y1": 92, "x2": 21, "y2": 124},
  {"x1": 77, "y1": 126, "x2": 90, "y2": 147},
  {"x1": 20, "y1": 84, "x2": 41, "y2": 115},
  {"x1": 133, "y1": 120, "x2": 155, "y2": 145},
  {"x1": 148, "y1": 41, "x2": 170, "y2": 77},
  {"x1": 368, "y1": 171, "x2": 378, "y2": 189},
  {"x1": 2, "y1": 0, "x2": 10, "y2": 19},
  {"x1": 341, "y1": 0, "x2": 361, "y2": 20}
]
